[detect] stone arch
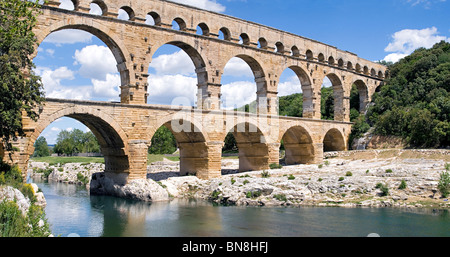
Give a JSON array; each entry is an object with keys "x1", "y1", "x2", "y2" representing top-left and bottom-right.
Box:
[
  {"x1": 353, "y1": 79, "x2": 369, "y2": 113},
  {"x1": 219, "y1": 27, "x2": 231, "y2": 41},
  {"x1": 119, "y1": 6, "x2": 135, "y2": 21},
  {"x1": 280, "y1": 125, "x2": 315, "y2": 165},
  {"x1": 306, "y1": 50, "x2": 313, "y2": 60},
  {"x1": 197, "y1": 22, "x2": 210, "y2": 36},
  {"x1": 291, "y1": 46, "x2": 300, "y2": 57},
  {"x1": 225, "y1": 121, "x2": 269, "y2": 172},
  {"x1": 275, "y1": 42, "x2": 284, "y2": 53},
  {"x1": 279, "y1": 65, "x2": 314, "y2": 118},
  {"x1": 90, "y1": 0, "x2": 108, "y2": 15},
  {"x1": 240, "y1": 33, "x2": 251, "y2": 45},
  {"x1": 146, "y1": 11, "x2": 162, "y2": 26},
  {"x1": 26, "y1": 106, "x2": 130, "y2": 182},
  {"x1": 323, "y1": 73, "x2": 346, "y2": 121},
  {"x1": 328, "y1": 56, "x2": 335, "y2": 66},
  {"x1": 318, "y1": 53, "x2": 325, "y2": 63},
  {"x1": 172, "y1": 17, "x2": 187, "y2": 31},
  {"x1": 153, "y1": 116, "x2": 209, "y2": 176},
  {"x1": 323, "y1": 128, "x2": 346, "y2": 152},
  {"x1": 258, "y1": 37, "x2": 269, "y2": 49},
  {"x1": 34, "y1": 22, "x2": 130, "y2": 86}
]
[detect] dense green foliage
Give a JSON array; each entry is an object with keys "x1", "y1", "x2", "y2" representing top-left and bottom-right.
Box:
[
  {"x1": 148, "y1": 126, "x2": 177, "y2": 155},
  {"x1": 0, "y1": 0, "x2": 44, "y2": 153},
  {"x1": 367, "y1": 41, "x2": 450, "y2": 148},
  {"x1": 54, "y1": 129, "x2": 100, "y2": 155},
  {"x1": 279, "y1": 93, "x2": 303, "y2": 117},
  {"x1": 32, "y1": 136, "x2": 50, "y2": 157}
]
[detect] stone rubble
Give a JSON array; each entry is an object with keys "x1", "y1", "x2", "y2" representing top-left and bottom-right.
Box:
[{"x1": 27, "y1": 150, "x2": 450, "y2": 208}]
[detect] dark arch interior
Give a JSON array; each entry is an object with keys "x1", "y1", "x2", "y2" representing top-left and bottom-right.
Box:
[
  {"x1": 323, "y1": 129, "x2": 346, "y2": 152},
  {"x1": 281, "y1": 126, "x2": 314, "y2": 165}
]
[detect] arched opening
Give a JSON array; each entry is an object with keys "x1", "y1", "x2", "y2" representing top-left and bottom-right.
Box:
[
  {"x1": 89, "y1": 1, "x2": 106, "y2": 15},
  {"x1": 355, "y1": 64, "x2": 362, "y2": 73},
  {"x1": 318, "y1": 53, "x2": 325, "y2": 63},
  {"x1": 28, "y1": 112, "x2": 129, "y2": 185},
  {"x1": 196, "y1": 23, "x2": 210, "y2": 36},
  {"x1": 147, "y1": 42, "x2": 206, "y2": 107},
  {"x1": 146, "y1": 12, "x2": 161, "y2": 26},
  {"x1": 338, "y1": 59, "x2": 344, "y2": 68},
  {"x1": 149, "y1": 119, "x2": 208, "y2": 177},
  {"x1": 306, "y1": 50, "x2": 313, "y2": 60},
  {"x1": 291, "y1": 46, "x2": 300, "y2": 57},
  {"x1": 363, "y1": 66, "x2": 369, "y2": 75},
  {"x1": 258, "y1": 38, "x2": 268, "y2": 49},
  {"x1": 321, "y1": 74, "x2": 345, "y2": 121},
  {"x1": 221, "y1": 55, "x2": 265, "y2": 112},
  {"x1": 226, "y1": 123, "x2": 268, "y2": 172},
  {"x1": 35, "y1": 27, "x2": 125, "y2": 102},
  {"x1": 118, "y1": 6, "x2": 135, "y2": 21},
  {"x1": 239, "y1": 33, "x2": 250, "y2": 45},
  {"x1": 281, "y1": 126, "x2": 314, "y2": 165},
  {"x1": 323, "y1": 129, "x2": 346, "y2": 152},
  {"x1": 218, "y1": 27, "x2": 231, "y2": 41},
  {"x1": 278, "y1": 66, "x2": 312, "y2": 118},
  {"x1": 353, "y1": 80, "x2": 369, "y2": 115},
  {"x1": 58, "y1": 0, "x2": 78, "y2": 10},
  {"x1": 328, "y1": 56, "x2": 335, "y2": 66},
  {"x1": 371, "y1": 68, "x2": 376, "y2": 77},
  {"x1": 275, "y1": 42, "x2": 284, "y2": 53},
  {"x1": 172, "y1": 18, "x2": 187, "y2": 31},
  {"x1": 347, "y1": 62, "x2": 353, "y2": 71}
]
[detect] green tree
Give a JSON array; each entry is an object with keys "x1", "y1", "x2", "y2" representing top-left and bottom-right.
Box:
[
  {"x1": 0, "y1": 0, "x2": 44, "y2": 153},
  {"x1": 148, "y1": 126, "x2": 177, "y2": 155},
  {"x1": 32, "y1": 136, "x2": 50, "y2": 157}
]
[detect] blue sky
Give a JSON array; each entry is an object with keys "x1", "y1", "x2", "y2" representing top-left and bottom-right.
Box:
[{"x1": 34, "y1": 0, "x2": 449, "y2": 144}]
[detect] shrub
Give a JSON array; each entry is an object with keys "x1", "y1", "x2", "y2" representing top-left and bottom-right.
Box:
[
  {"x1": 345, "y1": 171, "x2": 353, "y2": 177},
  {"x1": 243, "y1": 180, "x2": 250, "y2": 185},
  {"x1": 385, "y1": 169, "x2": 393, "y2": 173},
  {"x1": 318, "y1": 164, "x2": 323, "y2": 169},
  {"x1": 445, "y1": 163, "x2": 450, "y2": 171},
  {"x1": 376, "y1": 183, "x2": 389, "y2": 196},
  {"x1": 318, "y1": 178, "x2": 323, "y2": 182},
  {"x1": 273, "y1": 194, "x2": 287, "y2": 202},
  {"x1": 231, "y1": 178, "x2": 236, "y2": 185},
  {"x1": 261, "y1": 171, "x2": 270, "y2": 178},
  {"x1": 246, "y1": 191, "x2": 262, "y2": 199},
  {"x1": 338, "y1": 177, "x2": 344, "y2": 181},
  {"x1": 0, "y1": 201, "x2": 50, "y2": 237},
  {"x1": 324, "y1": 160, "x2": 330, "y2": 166},
  {"x1": 288, "y1": 174, "x2": 295, "y2": 180},
  {"x1": 438, "y1": 171, "x2": 450, "y2": 198},
  {"x1": 269, "y1": 163, "x2": 282, "y2": 169},
  {"x1": 398, "y1": 179, "x2": 407, "y2": 190},
  {"x1": 77, "y1": 172, "x2": 89, "y2": 185}
]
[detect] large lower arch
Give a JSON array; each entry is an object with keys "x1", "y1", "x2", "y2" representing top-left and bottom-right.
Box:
[
  {"x1": 26, "y1": 105, "x2": 130, "y2": 184},
  {"x1": 323, "y1": 128, "x2": 346, "y2": 152},
  {"x1": 225, "y1": 122, "x2": 269, "y2": 172},
  {"x1": 281, "y1": 125, "x2": 315, "y2": 165}
]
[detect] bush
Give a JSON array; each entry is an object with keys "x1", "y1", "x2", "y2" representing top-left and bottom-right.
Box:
[
  {"x1": 338, "y1": 177, "x2": 344, "y2": 181},
  {"x1": 287, "y1": 174, "x2": 295, "y2": 180},
  {"x1": 376, "y1": 183, "x2": 389, "y2": 196},
  {"x1": 345, "y1": 171, "x2": 353, "y2": 177},
  {"x1": 273, "y1": 194, "x2": 287, "y2": 202},
  {"x1": 246, "y1": 191, "x2": 262, "y2": 199},
  {"x1": 77, "y1": 172, "x2": 90, "y2": 185},
  {"x1": 438, "y1": 171, "x2": 450, "y2": 198},
  {"x1": 398, "y1": 179, "x2": 407, "y2": 190},
  {"x1": 269, "y1": 163, "x2": 282, "y2": 169},
  {"x1": 385, "y1": 169, "x2": 393, "y2": 173},
  {"x1": 0, "y1": 201, "x2": 50, "y2": 237},
  {"x1": 261, "y1": 171, "x2": 270, "y2": 178}
]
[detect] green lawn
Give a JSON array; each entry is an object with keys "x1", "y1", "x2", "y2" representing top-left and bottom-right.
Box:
[{"x1": 30, "y1": 156, "x2": 105, "y2": 165}]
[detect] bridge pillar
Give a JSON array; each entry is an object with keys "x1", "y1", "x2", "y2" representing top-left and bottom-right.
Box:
[
  {"x1": 284, "y1": 143, "x2": 316, "y2": 165},
  {"x1": 238, "y1": 143, "x2": 269, "y2": 172},
  {"x1": 178, "y1": 142, "x2": 222, "y2": 179},
  {"x1": 268, "y1": 143, "x2": 281, "y2": 165},
  {"x1": 197, "y1": 83, "x2": 222, "y2": 110}
]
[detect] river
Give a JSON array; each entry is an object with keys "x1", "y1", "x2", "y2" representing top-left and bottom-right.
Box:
[{"x1": 30, "y1": 179, "x2": 450, "y2": 237}]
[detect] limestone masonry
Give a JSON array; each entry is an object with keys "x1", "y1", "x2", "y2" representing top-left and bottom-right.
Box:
[{"x1": 5, "y1": 0, "x2": 386, "y2": 186}]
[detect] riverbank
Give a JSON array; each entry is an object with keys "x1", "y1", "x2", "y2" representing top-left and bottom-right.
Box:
[{"x1": 28, "y1": 149, "x2": 450, "y2": 209}]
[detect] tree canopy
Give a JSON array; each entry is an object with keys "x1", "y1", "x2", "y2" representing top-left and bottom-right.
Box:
[
  {"x1": 0, "y1": 0, "x2": 44, "y2": 153},
  {"x1": 54, "y1": 129, "x2": 100, "y2": 156}
]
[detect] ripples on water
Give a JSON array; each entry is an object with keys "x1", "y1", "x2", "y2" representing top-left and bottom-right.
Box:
[{"x1": 32, "y1": 179, "x2": 450, "y2": 237}]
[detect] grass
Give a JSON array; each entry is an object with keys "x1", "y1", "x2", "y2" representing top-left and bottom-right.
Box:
[{"x1": 31, "y1": 156, "x2": 104, "y2": 165}]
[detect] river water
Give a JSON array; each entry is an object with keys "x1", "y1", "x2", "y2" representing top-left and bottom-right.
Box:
[{"x1": 30, "y1": 179, "x2": 450, "y2": 237}]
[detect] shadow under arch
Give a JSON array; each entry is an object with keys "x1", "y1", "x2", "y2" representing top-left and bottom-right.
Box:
[
  {"x1": 26, "y1": 104, "x2": 130, "y2": 183},
  {"x1": 224, "y1": 121, "x2": 269, "y2": 172},
  {"x1": 152, "y1": 115, "x2": 210, "y2": 177},
  {"x1": 280, "y1": 125, "x2": 315, "y2": 165},
  {"x1": 323, "y1": 128, "x2": 346, "y2": 152}
]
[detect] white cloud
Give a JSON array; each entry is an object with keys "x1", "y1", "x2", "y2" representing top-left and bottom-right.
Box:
[
  {"x1": 278, "y1": 76, "x2": 302, "y2": 97},
  {"x1": 44, "y1": 29, "x2": 93, "y2": 46},
  {"x1": 73, "y1": 45, "x2": 118, "y2": 80},
  {"x1": 149, "y1": 50, "x2": 195, "y2": 76},
  {"x1": 170, "y1": 0, "x2": 226, "y2": 12},
  {"x1": 35, "y1": 66, "x2": 75, "y2": 94},
  {"x1": 223, "y1": 57, "x2": 254, "y2": 78},
  {"x1": 221, "y1": 81, "x2": 257, "y2": 110},
  {"x1": 407, "y1": 0, "x2": 447, "y2": 8},
  {"x1": 147, "y1": 74, "x2": 198, "y2": 105},
  {"x1": 58, "y1": 0, "x2": 74, "y2": 10},
  {"x1": 383, "y1": 27, "x2": 449, "y2": 62},
  {"x1": 92, "y1": 74, "x2": 121, "y2": 100}
]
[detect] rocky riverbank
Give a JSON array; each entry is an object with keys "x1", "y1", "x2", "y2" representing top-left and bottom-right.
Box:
[{"x1": 28, "y1": 149, "x2": 450, "y2": 209}]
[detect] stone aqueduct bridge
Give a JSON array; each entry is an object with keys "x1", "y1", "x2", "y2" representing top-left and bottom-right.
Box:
[{"x1": 11, "y1": 0, "x2": 386, "y2": 185}]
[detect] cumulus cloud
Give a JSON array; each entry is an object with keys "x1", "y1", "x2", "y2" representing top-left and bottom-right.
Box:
[
  {"x1": 407, "y1": 0, "x2": 447, "y2": 8},
  {"x1": 92, "y1": 74, "x2": 121, "y2": 100},
  {"x1": 147, "y1": 74, "x2": 198, "y2": 106},
  {"x1": 383, "y1": 27, "x2": 449, "y2": 63},
  {"x1": 223, "y1": 57, "x2": 254, "y2": 78},
  {"x1": 149, "y1": 50, "x2": 195, "y2": 76},
  {"x1": 73, "y1": 45, "x2": 118, "y2": 80},
  {"x1": 278, "y1": 76, "x2": 303, "y2": 97},
  {"x1": 221, "y1": 81, "x2": 257, "y2": 110},
  {"x1": 170, "y1": 0, "x2": 226, "y2": 12},
  {"x1": 44, "y1": 29, "x2": 93, "y2": 46}
]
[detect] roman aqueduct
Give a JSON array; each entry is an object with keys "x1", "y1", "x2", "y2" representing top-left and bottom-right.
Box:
[{"x1": 6, "y1": 0, "x2": 387, "y2": 185}]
